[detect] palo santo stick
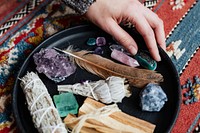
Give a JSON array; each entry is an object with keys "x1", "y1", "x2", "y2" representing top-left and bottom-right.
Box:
[
  {"x1": 65, "y1": 113, "x2": 131, "y2": 133},
  {"x1": 81, "y1": 98, "x2": 155, "y2": 132},
  {"x1": 64, "y1": 98, "x2": 155, "y2": 133},
  {"x1": 65, "y1": 114, "x2": 100, "y2": 133},
  {"x1": 80, "y1": 98, "x2": 155, "y2": 133}
]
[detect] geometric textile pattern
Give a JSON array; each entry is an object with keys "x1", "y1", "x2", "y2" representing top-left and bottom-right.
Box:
[
  {"x1": 0, "y1": 0, "x2": 43, "y2": 36},
  {"x1": 0, "y1": 0, "x2": 199, "y2": 133},
  {"x1": 0, "y1": 0, "x2": 51, "y2": 46},
  {"x1": 166, "y1": 1, "x2": 200, "y2": 73}
]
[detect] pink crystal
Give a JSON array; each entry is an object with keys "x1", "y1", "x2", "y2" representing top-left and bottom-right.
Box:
[{"x1": 111, "y1": 49, "x2": 139, "y2": 67}]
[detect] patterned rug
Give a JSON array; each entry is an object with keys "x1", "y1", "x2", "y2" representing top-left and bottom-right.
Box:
[
  {"x1": 0, "y1": 0, "x2": 29, "y2": 26},
  {"x1": 0, "y1": 0, "x2": 199, "y2": 132},
  {"x1": 0, "y1": 0, "x2": 51, "y2": 45}
]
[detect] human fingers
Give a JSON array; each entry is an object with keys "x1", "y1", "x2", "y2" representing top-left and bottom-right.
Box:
[
  {"x1": 143, "y1": 8, "x2": 166, "y2": 51},
  {"x1": 130, "y1": 14, "x2": 161, "y2": 61},
  {"x1": 102, "y1": 18, "x2": 138, "y2": 55}
]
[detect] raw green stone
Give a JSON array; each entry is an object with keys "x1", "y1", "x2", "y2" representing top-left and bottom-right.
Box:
[
  {"x1": 87, "y1": 38, "x2": 96, "y2": 46},
  {"x1": 134, "y1": 51, "x2": 157, "y2": 70},
  {"x1": 53, "y1": 92, "x2": 79, "y2": 117}
]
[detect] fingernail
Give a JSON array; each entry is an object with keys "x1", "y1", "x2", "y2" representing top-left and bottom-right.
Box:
[
  {"x1": 130, "y1": 46, "x2": 137, "y2": 55},
  {"x1": 157, "y1": 55, "x2": 161, "y2": 62}
]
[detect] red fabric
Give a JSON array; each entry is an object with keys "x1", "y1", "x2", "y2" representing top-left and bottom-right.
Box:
[
  {"x1": 0, "y1": 1, "x2": 199, "y2": 132},
  {"x1": 154, "y1": 0, "x2": 196, "y2": 36},
  {"x1": 172, "y1": 50, "x2": 200, "y2": 133},
  {"x1": 0, "y1": 0, "x2": 28, "y2": 25},
  {"x1": 172, "y1": 49, "x2": 200, "y2": 133},
  {"x1": 152, "y1": 1, "x2": 199, "y2": 132}
]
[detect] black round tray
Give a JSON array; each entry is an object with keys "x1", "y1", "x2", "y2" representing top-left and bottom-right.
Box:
[{"x1": 12, "y1": 24, "x2": 181, "y2": 133}]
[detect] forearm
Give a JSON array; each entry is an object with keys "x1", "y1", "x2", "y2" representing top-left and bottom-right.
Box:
[{"x1": 62, "y1": 0, "x2": 96, "y2": 14}]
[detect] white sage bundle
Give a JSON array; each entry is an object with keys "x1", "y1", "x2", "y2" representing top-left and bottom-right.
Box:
[
  {"x1": 58, "y1": 76, "x2": 131, "y2": 104},
  {"x1": 20, "y1": 72, "x2": 67, "y2": 133}
]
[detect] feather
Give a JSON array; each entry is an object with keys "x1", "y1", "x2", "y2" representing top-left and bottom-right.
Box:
[{"x1": 54, "y1": 47, "x2": 163, "y2": 88}]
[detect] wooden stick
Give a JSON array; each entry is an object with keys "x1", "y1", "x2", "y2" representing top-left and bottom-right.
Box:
[
  {"x1": 64, "y1": 98, "x2": 155, "y2": 133},
  {"x1": 65, "y1": 114, "x2": 123, "y2": 133}
]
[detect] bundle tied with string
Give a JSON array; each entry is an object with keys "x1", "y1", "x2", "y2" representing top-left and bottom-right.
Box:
[
  {"x1": 64, "y1": 98, "x2": 156, "y2": 133},
  {"x1": 58, "y1": 76, "x2": 131, "y2": 104},
  {"x1": 19, "y1": 72, "x2": 67, "y2": 133}
]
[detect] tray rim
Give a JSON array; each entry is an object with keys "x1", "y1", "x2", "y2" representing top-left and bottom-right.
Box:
[{"x1": 12, "y1": 24, "x2": 182, "y2": 133}]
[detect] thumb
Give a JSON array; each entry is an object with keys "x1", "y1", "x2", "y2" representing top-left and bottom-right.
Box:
[{"x1": 103, "y1": 19, "x2": 138, "y2": 55}]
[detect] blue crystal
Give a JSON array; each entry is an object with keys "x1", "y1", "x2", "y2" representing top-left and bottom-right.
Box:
[{"x1": 140, "y1": 83, "x2": 168, "y2": 112}]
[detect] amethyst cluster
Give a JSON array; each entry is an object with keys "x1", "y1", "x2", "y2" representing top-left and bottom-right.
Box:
[
  {"x1": 140, "y1": 83, "x2": 168, "y2": 112},
  {"x1": 33, "y1": 48, "x2": 76, "y2": 82}
]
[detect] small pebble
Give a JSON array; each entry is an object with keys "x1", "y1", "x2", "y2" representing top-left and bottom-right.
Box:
[
  {"x1": 87, "y1": 38, "x2": 96, "y2": 46},
  {"x1": 182, "y1": 75, "x2": 200, "y2": 105},
  {"x1": 94, "y1": 47, "x2": 104, "y2": 55},
  {"x1": 96, "y1": 37, "x2": 106, "y2": 46}
]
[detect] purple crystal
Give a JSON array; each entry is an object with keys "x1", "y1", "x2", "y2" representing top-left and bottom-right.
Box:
[
  {"x1": 33, "y1": 48, "x2": 76, "y2": 82},
  {"x1": 94, "y1": 47, "x2": 104, "y2": 55},
  {"x1": 111, "y1": 49, "x2": 139, "y2": 67},
  {"x1": 109, "y1": 44, "x2": 130, "y2": 55},
  {"x1": 96, "y1": 37, "x2": 106, "y2": 46}
]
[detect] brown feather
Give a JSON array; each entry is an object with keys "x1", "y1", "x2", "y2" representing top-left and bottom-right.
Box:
[{"x1": 54, "y1": 47, "x2": 163, "y2": 88}]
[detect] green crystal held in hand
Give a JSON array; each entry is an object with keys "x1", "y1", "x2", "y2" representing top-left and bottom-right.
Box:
[
  {"x1": 53, "y1": 92, "x2": 79, "y2": 117},
  {"x1": 134, "y1": 50, "x2": 157, "y2": 70}
]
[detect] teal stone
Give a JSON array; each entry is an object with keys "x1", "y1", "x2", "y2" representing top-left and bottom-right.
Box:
[
  {"x1": 87, "y1": 38, "x2": 96, "y2": 46},
  {"x1": 53, "y1": 92, "x2": 79, "y2": 117},
  {"x1": 134, "y1": 51, "x2": 157, "y2": 70}
]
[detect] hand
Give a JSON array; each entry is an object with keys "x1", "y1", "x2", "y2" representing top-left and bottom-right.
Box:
[{"x1": 85, "y1": 0, "x2": 166, "y2": 61}]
